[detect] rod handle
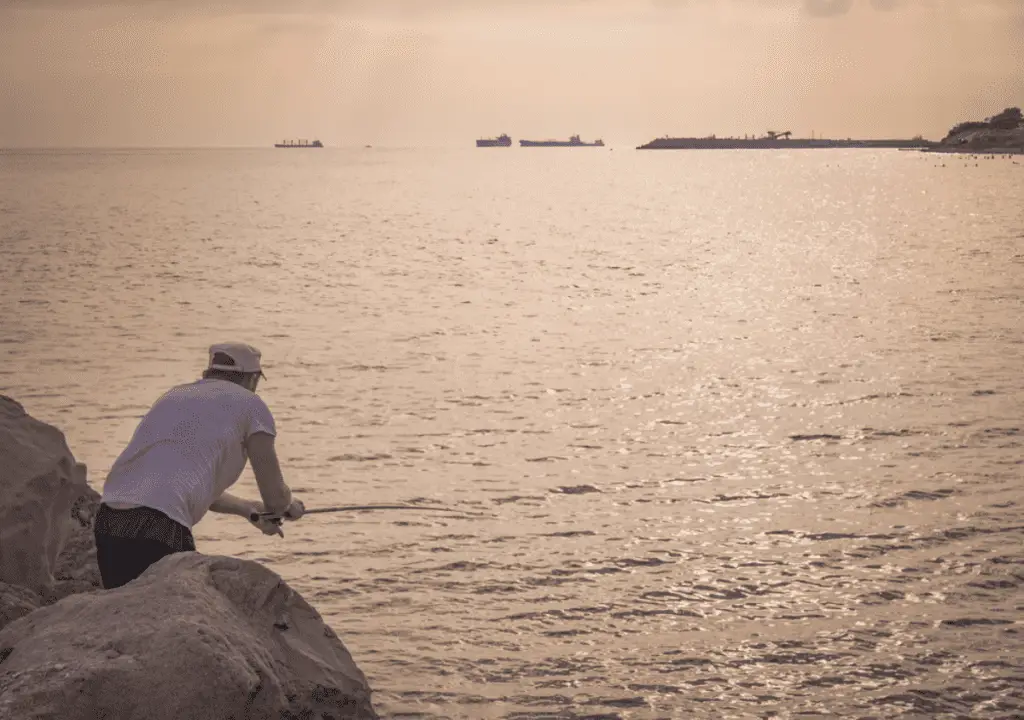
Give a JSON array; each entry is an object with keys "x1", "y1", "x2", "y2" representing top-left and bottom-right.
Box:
[{"x1": 249, "y1": 510, "x2": 288, "y2": 523}]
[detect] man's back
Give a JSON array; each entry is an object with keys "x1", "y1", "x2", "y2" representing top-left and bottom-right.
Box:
[{"x1": 102, "y1": 378, "x2": 276, "y2": 529}]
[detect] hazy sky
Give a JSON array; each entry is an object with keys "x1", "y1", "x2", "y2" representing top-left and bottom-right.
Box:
[{"x1": 1, "y1": 0, "x2": 1021, "y2": 147}]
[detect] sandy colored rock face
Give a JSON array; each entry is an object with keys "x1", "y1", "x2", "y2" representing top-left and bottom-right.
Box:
[
  {"x1": 0, "y1": 396, "x2": 90, "y2": 595},
  {"x1": 0, "y1": 553, "x2": 378, "y2": 720}
]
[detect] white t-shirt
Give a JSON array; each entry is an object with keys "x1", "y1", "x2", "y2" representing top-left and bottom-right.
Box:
[{"x1": 102, "y1": 378, "x2": 276, "y2": 529}]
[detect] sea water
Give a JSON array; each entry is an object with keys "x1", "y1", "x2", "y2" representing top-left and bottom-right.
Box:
[{"x1": 1, "y1": 147, "x2": 1022, "y2": 718}]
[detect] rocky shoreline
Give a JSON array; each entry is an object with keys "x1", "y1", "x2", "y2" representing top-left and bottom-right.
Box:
[
  {"x1": 0, "y1": 395, "x2": 379, "y2": 720},
  {"x1": 923, "y1": 106, "x2": 1024, "y2": 155}
]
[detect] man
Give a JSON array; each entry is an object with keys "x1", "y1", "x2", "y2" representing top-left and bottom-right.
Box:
[{"x1": 93, "y1": 341, "x2": 304, "y2": 589}]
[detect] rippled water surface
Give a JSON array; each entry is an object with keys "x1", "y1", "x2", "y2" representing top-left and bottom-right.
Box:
[{"x1": 2, "y1": 147, "x2": 1022, "y2": 718}]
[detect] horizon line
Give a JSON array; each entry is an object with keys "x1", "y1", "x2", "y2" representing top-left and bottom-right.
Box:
[{"x1": 0, "y1": 135, "x2": 943, "y2": 152}]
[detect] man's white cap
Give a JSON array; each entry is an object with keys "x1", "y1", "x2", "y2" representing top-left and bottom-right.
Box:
[{"x1": 208, "y1": 342, "x2": 266, "y2": 378}]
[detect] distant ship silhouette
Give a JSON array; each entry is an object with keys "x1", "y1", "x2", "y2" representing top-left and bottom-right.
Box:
[
  {"x1": 274, "y1": 139, "x2": 323, "y2": 148},
  {"x1": 520, "y1": 135, "x2": 604, "y2": 147},
  {"x1": 476, "y1": 134, "x2": 512, "y2": 147}
]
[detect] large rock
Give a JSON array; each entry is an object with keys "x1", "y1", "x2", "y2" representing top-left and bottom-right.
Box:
[
  {"x1": 0, "y1": 396, "x2": 90, "y2": 595},
  {"x1": 48, "y1": 485, "x2": 103, "y2": 603},
  {"x1": 0, "y1": 553, "x2": 378, "y2": 720},
  {"x1": 0, "y1": 582, "x2": 40, "y2": 633}
]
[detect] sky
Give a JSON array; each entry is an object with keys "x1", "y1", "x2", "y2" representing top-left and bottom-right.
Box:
[{"x1": 0, "y1": 0, "x2": 1021, "y2": 147}]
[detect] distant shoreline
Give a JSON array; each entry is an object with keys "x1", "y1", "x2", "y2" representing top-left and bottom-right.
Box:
[
  {"x1": 3, "y1": 107, "x2": 1022, "y2": 156},
  {"x1": 636, "y1": 137, "x2": 934, "y2": 150},
  {"x1": 632, "y1": 107, "x2": 1022, "y2": 153},
  {"x1": 929, "y1": 107, "x2": 1023, "y2": 155},
  {"x1": 1, "y1": 145, "x2": 1021, "y2": 155},
  {"x1": 921, "y1": 146, "x2": 1023, "y2": 156}
]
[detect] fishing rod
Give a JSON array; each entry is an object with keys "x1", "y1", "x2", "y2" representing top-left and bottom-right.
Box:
[{"x1": 249, "y1": 504, "x2": 490, "y2": 523}]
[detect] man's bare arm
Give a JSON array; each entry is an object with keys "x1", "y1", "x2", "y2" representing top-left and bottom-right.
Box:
[
  {"x1": 209, "y1": 491, "x2": 262, "y2": 518},
  {"x1": 245, "y1": 431, "x2": 292, "y2": 515}
]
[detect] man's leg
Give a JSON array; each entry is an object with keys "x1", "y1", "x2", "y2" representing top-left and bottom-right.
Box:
[{"x1": 94, "y1": 534, "x2": 182, "y2": 590}]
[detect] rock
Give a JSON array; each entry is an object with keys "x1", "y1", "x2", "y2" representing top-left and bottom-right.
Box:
[
  {"x1": 48, "y1": 485, "x2": 103, "y2": 604},
  {"x1": 0, "y1": 396, "x2": 90, "y2": 595},
  {"x1": 0, "y1": 582, "x2": 40, "y2": 633},
  {"x1": 0, "y1": 553, "x2": 378, "y2": 720}
]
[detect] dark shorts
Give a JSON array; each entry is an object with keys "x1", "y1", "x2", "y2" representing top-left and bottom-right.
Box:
[{"x1": 93, "y1": 503, "x2": 196, "y2": 589}]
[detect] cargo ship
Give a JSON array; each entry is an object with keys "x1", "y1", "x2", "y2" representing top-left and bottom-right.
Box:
[
  {"x1": 520, "y1": 134, "x2": 604, "y2": 147},
  {"x1": 274, "y1": 139, "x2": 324, "y2": 148},
  {"x1": 476, "y1": 134, "x2": 512, "y2": 147},
  {"x1": 637, "y1": 130, "x2": 935, "y2": 150}
]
